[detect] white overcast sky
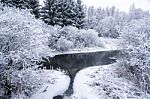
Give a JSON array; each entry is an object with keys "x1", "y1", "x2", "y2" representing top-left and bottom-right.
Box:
[{"x1": 40, "y1": 0, "x2": 150, "y2": 12}]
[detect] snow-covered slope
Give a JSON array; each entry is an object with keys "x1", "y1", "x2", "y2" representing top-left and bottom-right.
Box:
[
  {"x1": 70, "y1": 64, "x2": 149, "y2": 99},
  {"x1": 30, "y1": 70, "x2": 70, "y2": 99}
]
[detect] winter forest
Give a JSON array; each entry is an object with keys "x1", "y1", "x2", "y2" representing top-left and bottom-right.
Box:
[{"x1": 0, "y1": 0, "x2": 150, "y2": 99}]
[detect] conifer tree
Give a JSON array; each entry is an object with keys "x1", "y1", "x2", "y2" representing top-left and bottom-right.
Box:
[
  {"x1": 54, "y1": 0, "x2": 64, "y2": 26},
  {"x1": 75, "y1": 0, "x2": 85, "y2": 29},
  {"x1": 41, "y1": 0, "x2": 57, "y2": 25},
  {"x1": 26, "y1": 0, "x2": 40, "y2": 18},
  {"x1": 62, "y1": 0, "x2": 76, "y2": 26},
  {"x1": 41, "y1": 0, "x2": 77, "y2": 27},
  {"x1": 1, "y1": 0, "x2": 28, "y2": 9}
]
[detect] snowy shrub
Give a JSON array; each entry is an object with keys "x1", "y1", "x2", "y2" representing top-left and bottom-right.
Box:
[
  {"x1": 78, "y1": 29, "x2": 101, "y2": 47},
  {"x1": 48, "y1": 26, "x2": 78, "y2": 49},
  {"x1": 0, "y1": 52, "x2": 44, "y2": 98},
  {"x1": 48, "y1": 26, "x2": 102, "y2": 51},
  {"x1": 53, "y1": 37, "x2": 73, "y2": 51},
  {"x1": 118, "y1": 18, "x2": 150, "y2": 94}
]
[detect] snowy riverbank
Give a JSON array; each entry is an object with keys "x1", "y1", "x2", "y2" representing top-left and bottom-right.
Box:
[
  {"x1": 68, "y1": 64, "x2": 149, "y2": 99},
  {"x1": 30, "y1": 38, "x2": 120, "y2": 99},
  {"x1": 30, "y1": 70, "x2": 70, "y2": 99}
]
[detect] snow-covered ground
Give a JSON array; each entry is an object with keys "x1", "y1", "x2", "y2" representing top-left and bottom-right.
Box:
[
  {"x1": 68, "y1": 64, "x2": 149, "y2": 99},
  {"x1": 30, "y1": 70, "x2": 70, "y2": 99}
]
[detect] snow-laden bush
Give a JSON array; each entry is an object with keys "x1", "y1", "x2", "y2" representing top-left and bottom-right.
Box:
[
  {"x1": 118, "y1": 18, "x2": 150, "y2": 94},
  {"x1": 53, "y1": 37, "x2": 73, "y2": 51},
  {"x1": 78, "y1": 29, "x2": 101, "y2": 47},
  {"x1": 0, "y1": 5, "x2": 52, "y2": 58},
  {"x1": 0, "y1": 52, "x2": 44, "y2": 98},
  {"x1": 48, "y1": 26, "x2": 102, "y2": 51},
  {"x1": 0, "y1": 6, "x2": 53, "y2": 98}
]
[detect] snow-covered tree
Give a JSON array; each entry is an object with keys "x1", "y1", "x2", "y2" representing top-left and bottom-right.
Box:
[
  {"x1": 0, "y1": 6, "x2": 52, "y2": 98},
  {"x1": 75, "y1": 0, "x2": 85, "y2": 29},
  {"x1": 41, "y1": 0, "x2": 78, "y2": 27},
  {"x1": 41, "y1": 0, "x2": 56, "y2": 25},
  {"x1": 26, "y1": 0, "x2": 40, "y2": 18},
  {"x1": 94, "y1": 16, "x2": 119, "y2": 38},
  {"x1": 86, "y1": 6, "x2": 96, "y2": 29},
  {"x1": 1, "y1": 0, "x2": 28, "y2": 9},
  {"x1": 62, "y1": 0, "x2": 76, "y2": 27},
  {"x1": 129, "y1": 4, "x2": 150, "y2": 20},
  {"x1": 95, "y1": 8, "x2": 105, "y2": 22},
  {"x1": 109, "y1": 6, "x2": 116, "y2": 16},
  {"x1": 118, "y1": 18, "x2": 150, "y2": 94}
]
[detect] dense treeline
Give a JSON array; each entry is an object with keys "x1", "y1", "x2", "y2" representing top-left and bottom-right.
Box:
[
  {"x1": 41, "y1": 0, "x2": 85, "y2": 28},
  {"x1": 84, "y1": 4, "x2": 150, "y2": 38},
  {"x1": 2, "y1": 0, "x2": 149, "y2": 34},
  {"x1": 0, "y1": 0, "x2": 85, "y2": 29}
]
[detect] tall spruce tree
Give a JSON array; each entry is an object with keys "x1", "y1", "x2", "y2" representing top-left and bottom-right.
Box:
[
  {"x1": 1, "y1": 0, "x2": 29, "y2": 9},
  {"x1": 26, "y1": 0, "x2": 40, "y2": 18},
  {"x1": 62, "y1": 0, "x2": 76, "y2": 26},
  {"x1": 75, "y1": 0, "x2": 85, "y2": 29},
  {"x1": 54, "y1": 0, "x2": 64, "y2": 26},
  {"x1": 41, "y1": 0, "x2": 77, "y2": 27},
  {"x1": 41, "y1": 0, "x2": 57, "y2": 25}
]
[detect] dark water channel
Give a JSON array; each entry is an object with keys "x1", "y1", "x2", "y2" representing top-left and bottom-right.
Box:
[{"x1": 39, "y1": 50, "x2": 119, "y2": 98}]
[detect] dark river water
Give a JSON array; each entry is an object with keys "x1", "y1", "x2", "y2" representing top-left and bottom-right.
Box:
[{"x1": 39, "y1": 50, "x2": 120, "y2": 98}]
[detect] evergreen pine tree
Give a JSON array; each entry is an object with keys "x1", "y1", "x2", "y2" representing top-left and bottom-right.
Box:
[
  {"x1": 62, "y1": 0, "x2": 76, "y2": 26},
  {"x1": 1, "y1": 0, "x2": 28, "y2": 9},
  {"x1": 54, "y1": 0, "x2": 64, "y2": 26},
  {"x1": 41, "y1": 0, "x2": 57, "y2": 25},
  {"x1": 75, "y1": 0, "x2": 85, "y2": 29},
  {"x1": 70, "y1": 1, "x2": 78, "y2": 26},
  {"x1": 26, "y1": 0, "x2": 40, "y2": 18},
  {"x1": 41, "y1": 0, "x2": 77, "y2": 27}
]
